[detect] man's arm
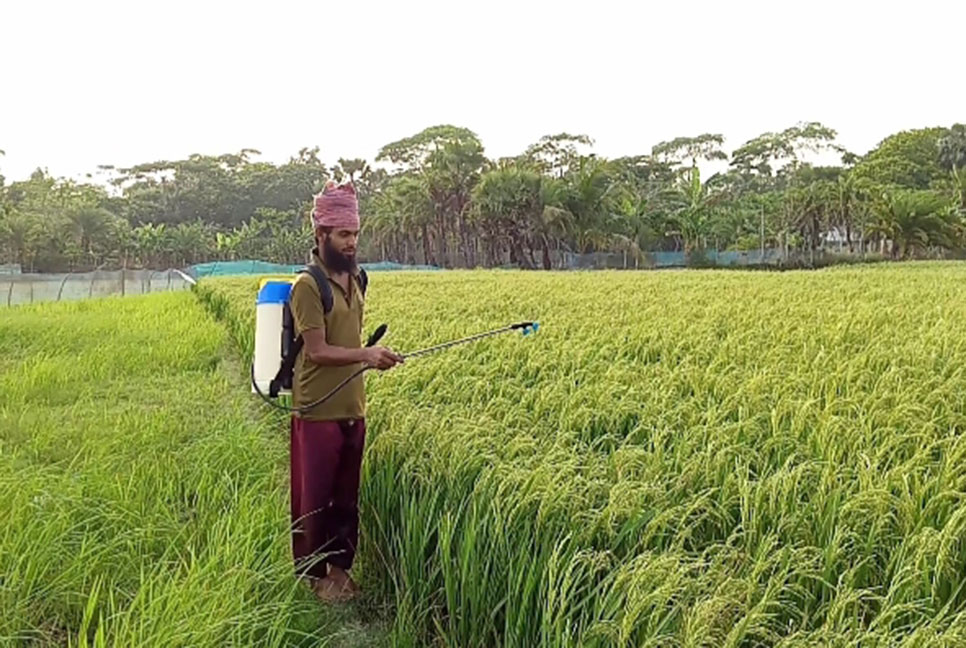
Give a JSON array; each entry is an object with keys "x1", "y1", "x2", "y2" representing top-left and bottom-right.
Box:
[
  {"x1": 291, "y1": 278, "x2": 402, "y2": 370},
  {"x1": 302, "y1": 327, "x2": 367, "y2": 366},
  {"x1": 303, "y1": 327, "x2": 402, "y2": 369}
]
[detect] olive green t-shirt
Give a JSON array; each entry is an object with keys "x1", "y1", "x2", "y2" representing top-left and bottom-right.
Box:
[{"x1": 290, "y1": 255, "x2": 366, "y2": 421}]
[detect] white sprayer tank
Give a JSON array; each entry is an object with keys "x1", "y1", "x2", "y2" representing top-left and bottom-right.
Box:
[{"x1": 252, "y1": 278, "x2": 294, "y2": 395}]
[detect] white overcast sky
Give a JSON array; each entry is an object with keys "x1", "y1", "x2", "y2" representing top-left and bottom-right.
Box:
[{"x1": 1, "y1": 0, "x2": 962, "y2": 184}]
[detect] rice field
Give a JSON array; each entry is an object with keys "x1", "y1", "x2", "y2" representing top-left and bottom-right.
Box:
[
  {"x1": 0, "y1": 293, "x2": 387, "y2": 646},
  {"x1": 196, "y1": 262, "x2": 966, "y2": 647},
  {"x1": 6, "y1": 262, "x2": 966, "y2": 647}
]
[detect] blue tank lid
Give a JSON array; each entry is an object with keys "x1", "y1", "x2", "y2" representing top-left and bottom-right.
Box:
[{"x1": 256, "y1": 280, "x2": 293, "y2": 305}]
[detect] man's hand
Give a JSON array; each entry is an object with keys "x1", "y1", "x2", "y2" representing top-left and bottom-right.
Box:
[
  {"x1": 303, "y1": 329, "x2": 404, "y2": 369},
  {"x1": 362, "y1": 346, "x2": 404, "y2": 370}
]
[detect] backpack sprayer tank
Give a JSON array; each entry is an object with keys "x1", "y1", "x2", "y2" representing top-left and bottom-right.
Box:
[
  {"x1": 253, "y1": 278, "x2": 296, "y2": 396},
  {"x1": 251, "y1": 267, "x2": 366, "y2": 403}
]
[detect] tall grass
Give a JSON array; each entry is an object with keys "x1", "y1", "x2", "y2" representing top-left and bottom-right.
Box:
[
  {"x1": 0, "y1": 293, "x2": 386, "y2": 647},
  {"x1": 199, "y1": 263, "x2": 966, "y2": 646}
]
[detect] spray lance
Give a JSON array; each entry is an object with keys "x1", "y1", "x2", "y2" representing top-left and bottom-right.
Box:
[{"x1": 251, "y1": 319, "x2": 540, "y2": 414}]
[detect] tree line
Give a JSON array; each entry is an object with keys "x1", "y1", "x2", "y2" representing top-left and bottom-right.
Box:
[{"x1": 1, "y1": 122, "x2": 964, "y2": 272}]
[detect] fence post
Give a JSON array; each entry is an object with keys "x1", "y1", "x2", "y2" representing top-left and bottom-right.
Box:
[
  {"x1": 121, "y1": 267, "x2": 125, "y2": 297},
  {"x1": 760, "y1": 205, "x2": 765, "y2": 260},
  {"x1": 6, "y1": 281, "x2": 12, "y2": 307},
  {"x1": 57, "y1": 273, "x2": 71, "y2": 301}
]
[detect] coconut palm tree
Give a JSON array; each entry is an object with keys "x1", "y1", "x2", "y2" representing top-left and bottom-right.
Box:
[
  {"x1": 376, "y1": 175, "x2": 436, "y2": 266},
  {"x1": 471, "y1": 166, "x2": 543, "y2": 269},
  {"x1": 0, "y1": 209, "x2": 38, "y2": 269},
  {"x1": 663, "y1": 166, "x2": 727, "y2": 254},
  {"x1": 867, "y1": 190, "x2": 958, "y2": 259},
  {"x1": 66, "y1": 206, "x2": 118, "y2": 267}
]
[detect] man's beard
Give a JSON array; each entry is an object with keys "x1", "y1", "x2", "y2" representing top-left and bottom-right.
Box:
[{"x1": 321, "y1": 235, "x2": 358, "y2": 274}]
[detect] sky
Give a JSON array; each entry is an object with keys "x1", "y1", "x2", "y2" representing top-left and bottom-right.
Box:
[{"x1": 1, "y1": 0, "x2": 962, "y2": 185}]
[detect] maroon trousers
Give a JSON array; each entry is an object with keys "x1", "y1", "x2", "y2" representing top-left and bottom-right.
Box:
[{"x1": 290, "y1": 416, "x2": 366, "y2": 579}]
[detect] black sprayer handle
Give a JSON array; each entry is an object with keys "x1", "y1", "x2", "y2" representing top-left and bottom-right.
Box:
[{"x1": 366, "y1": 323, "x2": 388, "y2": 347}]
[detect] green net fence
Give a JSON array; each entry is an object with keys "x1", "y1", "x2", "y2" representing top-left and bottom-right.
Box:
[
  {"x1": 1, "y1": 269, "x2": 194, "y2": 307},
  {"x1": 185, "y1": 259, "x2": 441, "y2": 278},
  {"x1": 0, "y1": 260, "x2": 441, "y2": 307}
]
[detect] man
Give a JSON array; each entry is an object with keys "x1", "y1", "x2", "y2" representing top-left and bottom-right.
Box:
[{"x1": 288, "y1": 180, "x2": 403, "y2": 603}]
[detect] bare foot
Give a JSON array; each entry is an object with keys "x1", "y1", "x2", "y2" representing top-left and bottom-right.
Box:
[
  {"x1": 327, "y1": 566, "x2": 360, "y2": 593},
  {"x1": 312, "y1": 576, "x2": 355, "y2": 603}
]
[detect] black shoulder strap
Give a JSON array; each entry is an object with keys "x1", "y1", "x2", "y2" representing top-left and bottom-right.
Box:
[
  {"x1": 301, "y1": 264, "x2": 333, "y2": 314},
  {"x1": 357, "y1": 267, "x2": 368, "y2": 296},
  {"x1": 270, "y1": 266, "x2": 331, "y2": 397}
]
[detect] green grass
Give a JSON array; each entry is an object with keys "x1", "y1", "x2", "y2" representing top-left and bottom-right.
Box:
[
  {"x1": 0, "y1": 292, "x2": 388, "y2": 647},
  {"x1": 200, "y1": 263, "x2": 966, "y2": 647}
]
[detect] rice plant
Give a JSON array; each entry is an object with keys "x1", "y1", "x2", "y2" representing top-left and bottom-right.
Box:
[{"x1": 200, "y1": 263, "x2": 966, "y2": 646}]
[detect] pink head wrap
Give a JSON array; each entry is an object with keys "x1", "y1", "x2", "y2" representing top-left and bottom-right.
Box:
[{"x1": 312, "y1": 181, "x2": 359, "y2": 230}]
